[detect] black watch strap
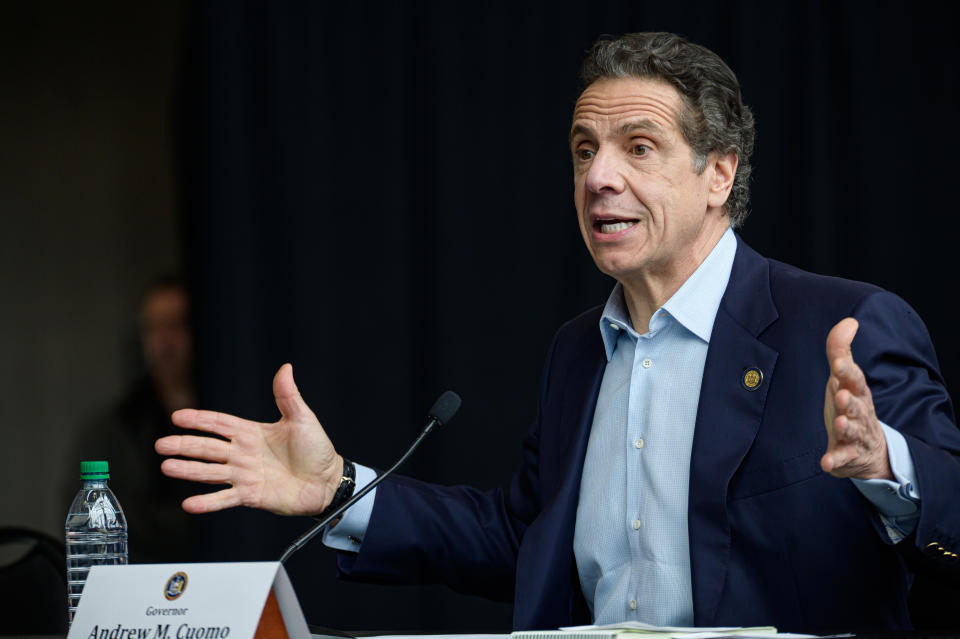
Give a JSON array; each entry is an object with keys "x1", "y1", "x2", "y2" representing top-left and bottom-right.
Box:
[{"x1": 318, "y1": 458, "x2": 356, "y2": 521}]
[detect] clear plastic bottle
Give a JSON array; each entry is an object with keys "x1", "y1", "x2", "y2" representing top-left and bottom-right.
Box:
[{"x1": 65, "y1": 460, "x2": 128, "y2": 625}]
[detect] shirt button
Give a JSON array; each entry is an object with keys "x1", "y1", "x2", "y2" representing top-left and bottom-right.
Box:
[
  {"x1": 629, "y1": 599, "x2": 637, "y2": 610},
  {"x1": 632, "y1": 519, "x2": 642, "y2": 530},
  {"x1": 641, "y1": 358, "x2": 652, "y2": 368},
  {"x1": 634, "y1": 438, "x2": 644, "y2": 449},
  {"x1": 610, "y1": 323, "x2": 620, "y2": 331}
]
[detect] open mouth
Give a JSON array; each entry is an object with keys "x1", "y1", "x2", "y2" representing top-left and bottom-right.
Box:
[{"x1": 593, "y1": 217, "x2": 638, "y2": 234}]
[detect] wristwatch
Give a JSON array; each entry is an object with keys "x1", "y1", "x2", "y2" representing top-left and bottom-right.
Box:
[{"x1": 317, "y1": 458, "x2": 356, "y2": 521}]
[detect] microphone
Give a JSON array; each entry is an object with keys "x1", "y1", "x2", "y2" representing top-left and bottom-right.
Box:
[{"x1": 279, "y1": 390, "x2": 462, "y2": 564}]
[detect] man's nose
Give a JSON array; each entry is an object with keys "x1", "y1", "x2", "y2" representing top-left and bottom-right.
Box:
[{"x1": 584, "y1": 148, "x2": 626, "y2": 194}]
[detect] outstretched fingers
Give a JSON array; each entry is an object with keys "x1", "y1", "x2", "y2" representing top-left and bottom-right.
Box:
[
  {"x1": 160, "y1": 458, "x2": 234, "y2": 484},
  {"x1": 155, "y1": 434, "x2": 231, "y2": 462},
  {"x1": 171, "y1": 408, "x2": 254, "y2": 439},
  {"x1": 181, "y1": 488, "x2": 246, "y2": 514},
  {"x1": 822, "y1": 390, "x2": 869, "y2": 475}
]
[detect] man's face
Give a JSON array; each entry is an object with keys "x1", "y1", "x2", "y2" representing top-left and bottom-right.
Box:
[
  {"x1": 141, "y1": 285, "x2": 192, "y2": 385},
  {"x1": 570, "y1": 77, "x2": 732, "y2": 286}
]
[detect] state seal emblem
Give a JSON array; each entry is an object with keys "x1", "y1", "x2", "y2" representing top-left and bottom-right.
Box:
[{"x1": 164, "y1": 571, "x2": 188, "y2": 600}]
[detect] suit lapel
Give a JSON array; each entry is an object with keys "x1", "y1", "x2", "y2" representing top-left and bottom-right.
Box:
[
  {"x1": 689, "y1": 238, "x2": 780, "y2": 626},
  {"x1": 556, "y1": 335, "x2": 606, "y2": 496},
  {"x1": 514, "y1": 321, "x2": 606, "y2": 630}
]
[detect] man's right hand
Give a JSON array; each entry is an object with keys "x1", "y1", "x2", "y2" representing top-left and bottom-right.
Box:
[{"x1": 155, "y1": 363, "x2": 343, "y2": 516}]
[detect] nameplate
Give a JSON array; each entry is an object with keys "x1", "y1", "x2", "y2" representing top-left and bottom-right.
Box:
[{"x1": 68, "y1": 562, "x2": 309, "y2": 639}]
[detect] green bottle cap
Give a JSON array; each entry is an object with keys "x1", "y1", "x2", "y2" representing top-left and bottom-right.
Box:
[{"x1": 80, "y1": 460, "x2": 110, "y2": 480}]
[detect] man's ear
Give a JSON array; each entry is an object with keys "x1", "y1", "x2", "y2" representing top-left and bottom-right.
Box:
[{"x1": 706, "y1": 151, "x2": 738, "y2": 209}]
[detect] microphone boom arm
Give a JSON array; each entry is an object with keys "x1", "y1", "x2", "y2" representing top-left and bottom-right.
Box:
[{"x1": 279, "y1": 391, "x2": 460, "y2": 564}]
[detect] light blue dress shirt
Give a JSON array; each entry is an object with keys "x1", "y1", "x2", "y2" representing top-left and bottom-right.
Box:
[
  {"x1": 326, "y1": 228, "x2": 921, "y2": 623},
  {"x1": 573, "y1": 227, "x2": 738, "y2": 626}
]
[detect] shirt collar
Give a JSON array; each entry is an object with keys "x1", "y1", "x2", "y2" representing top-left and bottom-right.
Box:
[{"x1": 598, "y1": 227, "x2": 738, "y2": 361}]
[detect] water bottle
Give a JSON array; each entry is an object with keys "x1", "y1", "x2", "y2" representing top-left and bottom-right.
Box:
[{"x1": 65, "y1": 460, "x2": 128, "y2": 625}]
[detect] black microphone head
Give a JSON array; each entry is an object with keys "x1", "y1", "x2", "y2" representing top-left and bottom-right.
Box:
[{"x1": 427, "y1": 391, "x2": 461, "y2": 425}]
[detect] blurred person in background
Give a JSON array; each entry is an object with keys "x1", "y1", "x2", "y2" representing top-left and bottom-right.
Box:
[{"x1": 65, "y1": 277, "x2": 201, "y2": 563}]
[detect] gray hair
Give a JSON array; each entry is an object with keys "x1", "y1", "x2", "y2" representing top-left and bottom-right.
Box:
[{"x1": 579, "y1": 32, "x2": 756, "y2": 227}]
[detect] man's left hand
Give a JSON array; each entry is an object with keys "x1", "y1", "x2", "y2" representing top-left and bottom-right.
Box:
[{"x1": 822, "y1": 317, "x2": 893, "y2": 480}]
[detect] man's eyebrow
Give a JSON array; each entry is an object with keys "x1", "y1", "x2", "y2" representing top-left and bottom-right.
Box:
[
  {"x1": 615, "y1": 119, "x2": 664, "y2": 138},
  {"x1": 568, "y1": 119, "x2": 666, "y2": 146},
  {"x1": 568, "y1": 123, "x2": 592, "y2": 146}
]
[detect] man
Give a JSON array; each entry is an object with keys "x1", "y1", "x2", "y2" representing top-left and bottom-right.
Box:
[{"x1": 156, "y1": 33, "x2": 960, "y2": 633}]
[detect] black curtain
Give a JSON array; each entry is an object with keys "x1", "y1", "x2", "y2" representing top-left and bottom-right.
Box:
[{"x1": 175, "y1": 0, "x2": 960, "y2": 631}]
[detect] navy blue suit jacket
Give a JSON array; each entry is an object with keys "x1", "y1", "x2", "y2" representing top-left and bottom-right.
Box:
[{"x1": 338, "y1": 238, "x2": 960, "y2": 634}]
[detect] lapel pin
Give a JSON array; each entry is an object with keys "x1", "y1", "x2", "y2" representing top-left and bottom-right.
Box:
[{"x1": 742, "y1": 367, "x2": 763, "y2": 391}]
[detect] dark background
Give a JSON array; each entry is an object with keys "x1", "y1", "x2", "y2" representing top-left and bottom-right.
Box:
[
  {"x1": 3, "y1": 0, "x2": 958, "y2": 633},
  {"x1": 178, "y1": 1, "x2": 960, "y2": 631}
]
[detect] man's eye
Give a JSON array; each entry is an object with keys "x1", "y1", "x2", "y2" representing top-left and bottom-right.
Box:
[
  {"x1": 576, "y1": 149, "x2": 595, "y2": 161},
  {"x1": 631, "y1": 144, "x2": 649, "y2": 156}
]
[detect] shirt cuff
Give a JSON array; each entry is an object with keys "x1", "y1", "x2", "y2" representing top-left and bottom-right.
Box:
[
  {"x1": 851, "y1": 423, "x2": 920, "y2": 540},
  {"x1": 321, "y1": 463, "x2": 377, "y2": 552}
]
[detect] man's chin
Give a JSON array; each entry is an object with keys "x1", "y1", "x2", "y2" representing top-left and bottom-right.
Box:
[
  {"x1": 588, "y1": 244, "x2": 646, "y2": 277},
  {"x1": 592, "y1": 258, "x2": 642, "y2": 284}
]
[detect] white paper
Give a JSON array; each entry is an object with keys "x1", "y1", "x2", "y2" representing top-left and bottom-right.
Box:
[
  {"x1": 560, "y1": 622, "x2": 766, "y2": 633},
  {"x1": 556, "y1": 622, "x2": 780, "y2": 635},
  {"x1": 364, "y1": 636, "x2": 510, "y2": 639}
]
